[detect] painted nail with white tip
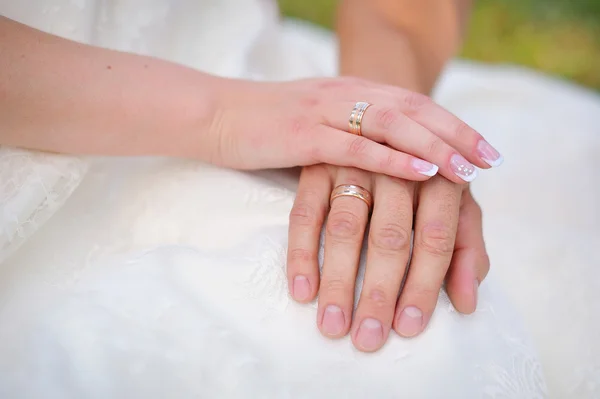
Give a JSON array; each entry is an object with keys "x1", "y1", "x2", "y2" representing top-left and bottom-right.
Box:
[
  {"x1": 450, "y1": 154, "x2": 478, "y2": 182},
  {"x1": 477, "y1": 140, "x2": 504, "y2": 167},
  {"x1": 412, "y1": 158, "x2": 439, "y2": 177}
]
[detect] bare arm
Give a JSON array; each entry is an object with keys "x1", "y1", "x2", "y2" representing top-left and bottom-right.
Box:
[
  {"x1": 0, "y1": 16, "x2": 219, "y2": 159},
  {"x1": 337, "y1": 0, "x2": 472, "y2": 93}
]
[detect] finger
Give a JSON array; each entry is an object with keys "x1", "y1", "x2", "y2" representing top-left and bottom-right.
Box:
[
  {"x1": 318, "y1": 169, "x2": 372, "y2": 338},
  {"x1": 445, "y1": 187, "x2": 490, "y2": 314},
  {"x1": 361, "y1": 86, "x2": 504, "y2": 169},
  {"x1": 322, "y1": 102, "x2": 478, "y2": 184},
  {"x1": 287, "y1": 165, "x2": 332, "y2": 303},
  {"x1": 305, "y1": 125, "x2": 437, "y2": 181},
  {"x1": 351, "y1": 175, "x2": 414, "y2": 352},
  {"x1": 393, "y1": 176, "x2": 461, "y2": 338}
]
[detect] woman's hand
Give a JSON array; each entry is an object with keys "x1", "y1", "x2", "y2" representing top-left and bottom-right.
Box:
[
  {"x1": 287, "y1": 167, "x2": 489, "y2": 352},
  {"x1": 209, "y1": 77, "x2": 502, "y2": 182},
  {"x1": 2, "y1": 16, "x2": 502, "y2": 183}
]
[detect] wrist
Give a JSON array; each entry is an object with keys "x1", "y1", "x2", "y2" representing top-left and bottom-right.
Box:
[
  {"x1": 337, "y1": 1, "x2": 447, "y2": 95},
  {"x1": 119, "y1": 59, "x2": 224, "y2": 161},
  {"x1": 339, "y1": 30, "x2": 429, "y2": 94}
]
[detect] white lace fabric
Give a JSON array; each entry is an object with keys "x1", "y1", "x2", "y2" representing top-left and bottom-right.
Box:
[
  {"x1": 0, "y1": 159, "x2": 548, "y2": 398},
  {"x1": 0, "y1": 148, "x2": 87, "y2": 264}
]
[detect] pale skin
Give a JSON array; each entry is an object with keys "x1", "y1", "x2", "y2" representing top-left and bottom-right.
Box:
[
  {"x1": 287, "y1": 0, "x2": 496, "y2": 352},
  {"x1": 1, "y1": 8, "x2": 498, "y2": 354},
  {"x1": 0, "y1": 16, "x2": 500, "y2": 182}
]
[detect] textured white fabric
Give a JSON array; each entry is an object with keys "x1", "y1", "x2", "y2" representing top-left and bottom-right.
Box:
[
  {"x1": 0, "y1": 149, "x2": 87, "y2": 264},
  {"x1": 0, "y1": 1, "x2": 599, "y2": 398}
]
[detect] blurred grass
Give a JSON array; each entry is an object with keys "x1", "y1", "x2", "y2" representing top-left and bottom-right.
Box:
[{"x1": 278, "y1": 0, "x2": 600, "y2": 90}]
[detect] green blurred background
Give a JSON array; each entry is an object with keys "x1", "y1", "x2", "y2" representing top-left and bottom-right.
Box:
[{"x1": 278, "y1": 0, "x2": 600, "y2": 90}]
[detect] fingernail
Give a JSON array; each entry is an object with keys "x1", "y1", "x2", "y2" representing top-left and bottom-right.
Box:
[
  {"x1": 356, "y1": 318, "x2": 383, "y2": 351},
  {"x1": 473, "y1": 279, "x2": 479, "y2": 310},
  {"x1": 322, "y1": 305, "x2": 345, "y2": 336},
  {"x1": 450, "y1": 154, "x2": 478, "y2": 182},
  {"x1": 292, "y1": 275, "x2": 311, "y2": 301},
  {"x1": 412, "y1": 158, "x2": 439, "y2": 177},
  {"x1": 396, "y1": 306, "x2": 423, "y2": 337},
  {"x1": 477, "y1": 140, "x2": 504, "y2": 167}
]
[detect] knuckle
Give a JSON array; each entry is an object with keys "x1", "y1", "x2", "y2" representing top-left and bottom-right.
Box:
[
  {"x1": 365, "y1": 287, "x2": 393, "y2": 310},
  {"x1": 306, "y1": 144, "x2": 322, "y2": 163},
  {"x1": 406, "y1": 284, "x2": 441, "y2": 302},
  {"x1": 300, "y1": 96, "x2": 321, "y2": 109},
  {"x1": 369, "y1": 223, "x2": 411, "y2": 253},
  {"x1": 316, "y1": 77, "x2": 364, "y2": 93},
  {"x1": 347, "y1": 137, "x2": 370, "y2": 157},
  {"x1": 288, "y1": 116, "x2": 309, "y2": 137},
  {"x1": 288, "y1": 248, "x2": 314, "y2": 265},
  {"x1": 453, "y1": 120, "x2": 474, "y2": 141},
  {"x1": 403, "y1": 92, "x2": 432, "y2": 111},
  {"x1": 418, "y1": 223, "x2": 455, "y2": 257},
  {"x1": 315, "y1": 79, "x2": 343, "y2": 91},
  {"x1": 289, "y1": 200, "x2": 324, "y2": 227},
  {"x1": 377, "y1": 151, "x2": 396, "y2": 171},
  {"x1": 426, "y1": 137, "x2": 445, "y2": 157},
  {"x1": 322, "y1": 277, "x2": 351, "y2": 296},
  {"x1": 374, "y1": 107, "x2": 402, "y2": 131},
  {"x1": 340, "y1": 76, "x2": 367, "y2": 88},
  {"x1": 326, "y1": 209, "x2": 363, "y2": 240}
]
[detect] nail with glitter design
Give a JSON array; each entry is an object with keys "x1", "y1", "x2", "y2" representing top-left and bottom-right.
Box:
[
  {"x1": 477, "y1": 140, "x2": 504, "y2": 167},
  {"x1": 450, "y1": 154, "x2": 478, "y2": 182}
]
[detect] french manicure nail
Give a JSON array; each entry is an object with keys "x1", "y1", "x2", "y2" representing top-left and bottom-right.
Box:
[
  {"x1": 450, "y1": 154, "x2": 478, "y2": 182},
  {"x1": 412, "y1": 158, "x2": 439, "y2": 177},
  {"x1": 396, "y1": 306, "x2": 423, "y2": 337},
  {"x1": 356, "y1": 318, "x2": 383, "y2": 351},
  {"x1": 293, "y1": 275, "x2": 310, "y2": 301},
  {"x1": 322, "y1": 305, "x2": 345, "y2": 336},
  {"x1": 477, "y1": 140, "x2": 504, "y2": 167}
]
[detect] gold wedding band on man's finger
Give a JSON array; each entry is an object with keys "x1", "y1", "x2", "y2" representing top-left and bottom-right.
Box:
[
  {"x1": 318, "y1": 172, "x2": 373, "y2": 339},
  {"x1": 330, "y1": 184, "x2": 373, "y2": 211}
]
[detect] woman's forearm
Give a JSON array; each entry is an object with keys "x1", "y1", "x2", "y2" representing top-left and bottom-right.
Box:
[
  {"x1": 337, "y1": 0, "x2": 472, "y2": 93},
  {"x1": 0, "y1": 16, "x2": 219, "y2": 159}
]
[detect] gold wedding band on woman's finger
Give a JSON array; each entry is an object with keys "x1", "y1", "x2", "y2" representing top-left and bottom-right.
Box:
[
  {"x1": 330, "y1": 184, "x2": 374, "y2": 211},
  {"x1": 348, "y1": 102, "x2": 372, "y2": 136}
]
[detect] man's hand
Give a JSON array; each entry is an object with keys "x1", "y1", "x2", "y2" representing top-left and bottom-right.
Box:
[{"x1": 287, "y1": 166, "x2": 490, "y2": 352}]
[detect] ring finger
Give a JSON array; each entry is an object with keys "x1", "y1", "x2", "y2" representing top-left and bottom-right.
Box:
[
  {"x1": 323, "y1": 101, "x2": 480, "y2": 184},
  {"x1": 318, "y1": 169, "x2": 373, "y2": 338}
]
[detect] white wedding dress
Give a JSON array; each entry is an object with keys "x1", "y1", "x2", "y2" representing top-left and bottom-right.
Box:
[{"x1": 1, "y1": 1, "x2": 599, "y2": 398}]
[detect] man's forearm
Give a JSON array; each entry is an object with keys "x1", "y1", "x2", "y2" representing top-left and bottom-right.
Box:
[{"x1": 337, "y1": 0, "x2": 471, "y2": 94}]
